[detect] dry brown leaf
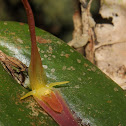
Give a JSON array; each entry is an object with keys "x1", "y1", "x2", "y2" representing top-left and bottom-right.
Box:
[{"x1": 95, "y1": 0, "x2": 126, "y2": 90}]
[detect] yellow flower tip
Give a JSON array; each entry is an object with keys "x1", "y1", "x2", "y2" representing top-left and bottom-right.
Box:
[
  {"x1": 20, "y1": 90, "x2": 35, "y2": 100},
  {"x1": 48, "y1": 81, "x2": 69, "y2": 88}
]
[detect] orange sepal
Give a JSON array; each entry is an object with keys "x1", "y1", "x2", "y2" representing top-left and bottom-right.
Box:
[{"x1": 42, "y1": 92, "x2": 63, "y2": 113}]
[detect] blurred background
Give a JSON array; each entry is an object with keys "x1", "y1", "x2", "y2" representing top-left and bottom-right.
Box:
[{"x1": 0, "y1": 0, "x2": 100, "y2": 42}]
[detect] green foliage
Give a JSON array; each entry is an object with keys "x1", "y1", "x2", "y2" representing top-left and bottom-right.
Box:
[
  {"x1": 0, "y1": 21, "x2": 126, "y2": 126},
  {"x1": 0, "y1": 63, "x2": 58, "y2": 126}
]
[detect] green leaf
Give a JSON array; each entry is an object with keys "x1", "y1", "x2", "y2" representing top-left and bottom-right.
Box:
[
  {"x1": 0, "y1": 63, "x2": 58, "y2": 126},
  {"x1": 0, "y1": 21, "x2": 126, "y2": 126}
]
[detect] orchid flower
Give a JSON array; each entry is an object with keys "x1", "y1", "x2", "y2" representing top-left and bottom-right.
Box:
[{"x1": 21, "y1": 0, "x2": 79, "y2": 125}]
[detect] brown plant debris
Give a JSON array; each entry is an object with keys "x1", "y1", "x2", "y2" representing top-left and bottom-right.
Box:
[
  {"x1": 0, "y1": 50, "x2": 28, "y2": 86},
  {"x1": 36, "y1": 36, "x2": 52, "y2": 44}
]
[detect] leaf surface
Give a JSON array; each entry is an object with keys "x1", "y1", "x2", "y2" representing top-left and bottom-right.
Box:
[{"x1": 0, "y1": 21, "x2": 126, "y2": 126}]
